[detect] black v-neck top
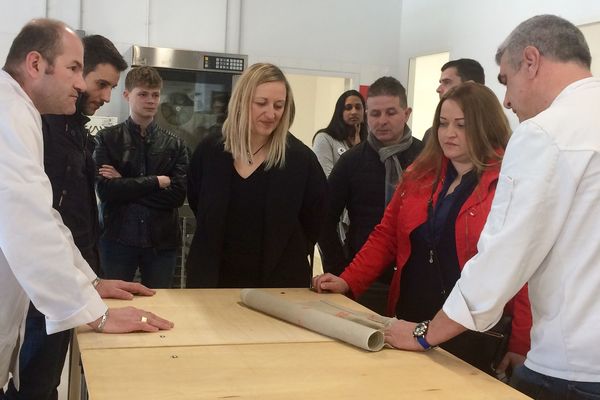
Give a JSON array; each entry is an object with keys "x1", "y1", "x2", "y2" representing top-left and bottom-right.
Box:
[{"x1": 218, "y1": 165, "x2": 268, "y2": 287}]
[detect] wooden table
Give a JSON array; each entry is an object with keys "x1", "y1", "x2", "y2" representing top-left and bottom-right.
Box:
[
  {"x1": 70, "y1": 289, "x2": 530, "y2": 399},
  {"x1": 75, "y1": 289, "x2": 349, "y2": 351}
]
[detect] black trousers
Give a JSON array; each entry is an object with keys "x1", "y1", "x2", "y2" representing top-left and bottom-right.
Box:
[{"x1": 1, "y1": 303, "x2": 71, "y2": 400}]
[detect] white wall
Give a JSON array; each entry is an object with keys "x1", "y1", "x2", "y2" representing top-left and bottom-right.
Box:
[
  {"x1": 240, "y1": 0, "x2": 403, "y2": 86},
  {"x1": 0, "y1": 0, "x2": 228, "y2": 60},
  {"x1": 0, "y1": 0, "x2": 46, "y2": 63},
  {"x1": 4, "y1": 1, "x2": 600, "y2": 123},
  {"x1": 0, "y1": 0, "x2": 230, "y2": 118},
  {"x1": 0, "y1": 0, "x2": 404, "y2": 120},
  {"x1": 398, "y1": 0, "x2": 600, "y2": 127},
  {"x1": 580, "y1": 22, "x2": 600, "y2": 78}
]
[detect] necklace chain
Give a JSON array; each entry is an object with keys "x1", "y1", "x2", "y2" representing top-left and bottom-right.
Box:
[{"x1": 247, "y1": 142, "x2": 266, "y2": 165}]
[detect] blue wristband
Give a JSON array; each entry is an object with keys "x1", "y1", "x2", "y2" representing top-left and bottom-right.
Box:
[{"x1": 416, "y1": 335, "x2": 433, "y2": 350}]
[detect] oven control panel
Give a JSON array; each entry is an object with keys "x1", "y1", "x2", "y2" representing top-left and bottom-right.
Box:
[{"x1": 203, "y1": 55, "x2": 245, "y2": 72}]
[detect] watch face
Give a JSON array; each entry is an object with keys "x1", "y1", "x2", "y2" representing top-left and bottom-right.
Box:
[{"x1": 413, "y1": 322, "x2": 428, "y2": 337}]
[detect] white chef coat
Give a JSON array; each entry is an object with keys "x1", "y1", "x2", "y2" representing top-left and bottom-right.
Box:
[
  {"x1": 0, "y1": 70, "x2": 106, "y2": 388},
  {"x1": 444, "y1": 77, "x2": 600, "y2": 382}
]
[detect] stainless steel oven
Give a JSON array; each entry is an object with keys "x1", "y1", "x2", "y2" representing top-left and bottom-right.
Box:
[{"x1": 123, "y1": 45, "x2": 247, "y2": 152}]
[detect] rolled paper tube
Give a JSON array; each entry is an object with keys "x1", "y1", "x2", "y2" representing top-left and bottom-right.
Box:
[{"x1": 240, "y1": 289, "x2": 384, "y2": 351}]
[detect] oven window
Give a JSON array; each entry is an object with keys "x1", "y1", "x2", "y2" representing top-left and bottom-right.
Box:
[{"x1": 155, "y1": 68, "x2": 233, "y2": 152}]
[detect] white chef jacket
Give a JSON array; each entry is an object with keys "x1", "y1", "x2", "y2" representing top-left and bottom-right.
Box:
[
  {"x1": 0, "y1": 70, "x2": 106, "y2": 388},
  {"x1": 443, "y1": 77, "x2": 600, "y2": 382}
]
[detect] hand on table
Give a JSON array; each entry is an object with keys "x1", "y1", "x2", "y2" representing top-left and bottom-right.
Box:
[
  {"x1": 88, "y1": 306, "x2": 174, "y2": 333},
  {"x1": 384, "y1": 318, "x2": 424, "y2": 351},
  {"x1": 311, "y1": 273, "x2": 349, "y2": 294},
  {"x1": 95, "y1": 279, "x2": 156, "y2": 300}
]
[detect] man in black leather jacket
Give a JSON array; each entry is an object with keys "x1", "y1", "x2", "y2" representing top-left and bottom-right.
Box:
[
  {"x1": 2, "y1": 35, "x2": 129, "y2": 400},
  {"x1": 94, "y1": 66, "x2": 189, "y2": 289}
]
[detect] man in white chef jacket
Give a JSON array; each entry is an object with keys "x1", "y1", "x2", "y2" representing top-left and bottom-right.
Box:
[
  {"x1": 372, "y1": 14, "x2": 600, "y2": 399},
  {"x1": 0, "y1": 18, "x2": 174, "y2": 390}
]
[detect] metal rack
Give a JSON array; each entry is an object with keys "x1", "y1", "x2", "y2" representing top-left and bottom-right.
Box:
[{"x1": 174, "y1": 204, "x2": 195, "y2": 288}]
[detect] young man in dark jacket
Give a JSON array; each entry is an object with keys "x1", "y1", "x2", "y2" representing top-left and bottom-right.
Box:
[
  {"x1": 94, "y1": 66, "x2": 189, "y2": 289},
  {"x1": 318, "y1": 77, "x2": 423, "y2": 315}
]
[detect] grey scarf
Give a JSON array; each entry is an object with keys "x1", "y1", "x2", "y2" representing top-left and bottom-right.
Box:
[{"x1": 367, "y1": 125, "x2": 414, "y2": 204}]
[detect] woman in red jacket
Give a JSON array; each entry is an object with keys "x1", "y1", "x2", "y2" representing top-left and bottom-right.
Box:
[{"x1": 313, "y1": 82, "x2": 531, "y2": 378}]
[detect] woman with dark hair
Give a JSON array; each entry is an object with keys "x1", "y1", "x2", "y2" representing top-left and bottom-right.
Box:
[
  {"x1": 312, "y1": 90, "x2": 368, "y2": 176},
  {"x1": 313, "y1": 82, "x2": 532, "y2": 378},
  {"x1": 185, "y1": 63, "x2": 327, "y2": 288}
]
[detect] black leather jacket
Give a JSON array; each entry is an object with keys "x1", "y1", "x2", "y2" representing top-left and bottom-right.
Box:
[
  {"x1": 42, "y1": 108, "x2": 101, "y2": 272},
  {"x1": 93, "y1": 118, "x2": 189, "y2": 249}
]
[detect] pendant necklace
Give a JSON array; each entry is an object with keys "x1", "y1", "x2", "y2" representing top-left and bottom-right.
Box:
[{"x1": 247, "y1": 142, "x2": 266, "y2": 165}]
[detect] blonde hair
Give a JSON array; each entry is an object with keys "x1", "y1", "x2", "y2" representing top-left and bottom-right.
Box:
[
  {"x1": 405, "y1": 82, "x2": 510, "y2": 184},
  {"x1": 222, "y1": 63, "x2": 295, "y2": 169}
]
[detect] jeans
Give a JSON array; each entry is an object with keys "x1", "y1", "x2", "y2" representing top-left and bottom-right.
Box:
[
  {"x1": 511, "y1": 365, "x2": 600, "y2": 400},
  {"x1": 100, "y1": 238, "x2": 176, "y2": 288},
  {"x1": 0, "y1": 303, "x2": 71, "y2": 400}
]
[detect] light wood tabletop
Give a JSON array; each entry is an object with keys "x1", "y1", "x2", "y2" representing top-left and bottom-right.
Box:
[
  {"x1": 76, "y1": 288, "x2": 368, "y2": 351},
  {"x1": 72, "y1": 288, "x2": 530, "y2": 399},
  {"x1": 81, "y1": 342, "x2": 530, "y2": 399}
]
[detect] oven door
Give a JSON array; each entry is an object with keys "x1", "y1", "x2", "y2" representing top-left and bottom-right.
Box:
[{"x1": 155, "y1": 68, "x2": 234, "y2": 152}]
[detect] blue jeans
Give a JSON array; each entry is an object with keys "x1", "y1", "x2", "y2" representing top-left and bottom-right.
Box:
[
  {"x1": 0, "y1": 303, "x2": 71, "y2": 400},
  {"x1": 100, "y1": 238, "x2": 177, "y2": 289},
  {"x1": 511, "y1": 365, "x2": 600, "y2": 400}
]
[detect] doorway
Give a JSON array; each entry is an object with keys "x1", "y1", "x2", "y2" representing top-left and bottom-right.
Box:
[
  {"x1": 407, "y1": 52, "x2": 450, "y2": 140},
  {"x1": 285, "y1": 73, "x2": 350, "y2": 147}
]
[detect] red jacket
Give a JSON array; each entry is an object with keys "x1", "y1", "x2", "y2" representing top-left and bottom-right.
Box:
[{"x1": 340, "y1": 160, "x2": 532, "y2": 355}]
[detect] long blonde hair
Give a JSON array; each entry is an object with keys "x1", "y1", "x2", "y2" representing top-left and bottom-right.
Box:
[
  {"x1": 222, "y1": 63, "x2": 295, "y2": 169},
  {"x1": 404, "y1": 82, "x2": 510, "y2": 184}
]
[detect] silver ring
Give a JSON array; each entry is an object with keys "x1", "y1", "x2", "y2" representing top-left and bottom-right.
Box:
[{"x1": 140, "y1": 316, "x2": 148, "y2": 323}]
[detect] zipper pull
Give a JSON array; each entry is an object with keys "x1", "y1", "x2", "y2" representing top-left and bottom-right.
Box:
[
  {"x1": 58, "y1": 189, "x2": 67, "y2": 207},
  {"x1": 429, "y1": 249, "x2": 434, "y2": 264}
]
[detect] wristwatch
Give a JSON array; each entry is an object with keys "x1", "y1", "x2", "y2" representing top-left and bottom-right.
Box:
[{"x1": 413, "y1": 320, "x2": 434, "y2": 350}]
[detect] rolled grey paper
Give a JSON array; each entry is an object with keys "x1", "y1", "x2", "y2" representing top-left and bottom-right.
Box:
[{"x1": 240, "y1": 288, "x2": 385, "y2": 351}]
